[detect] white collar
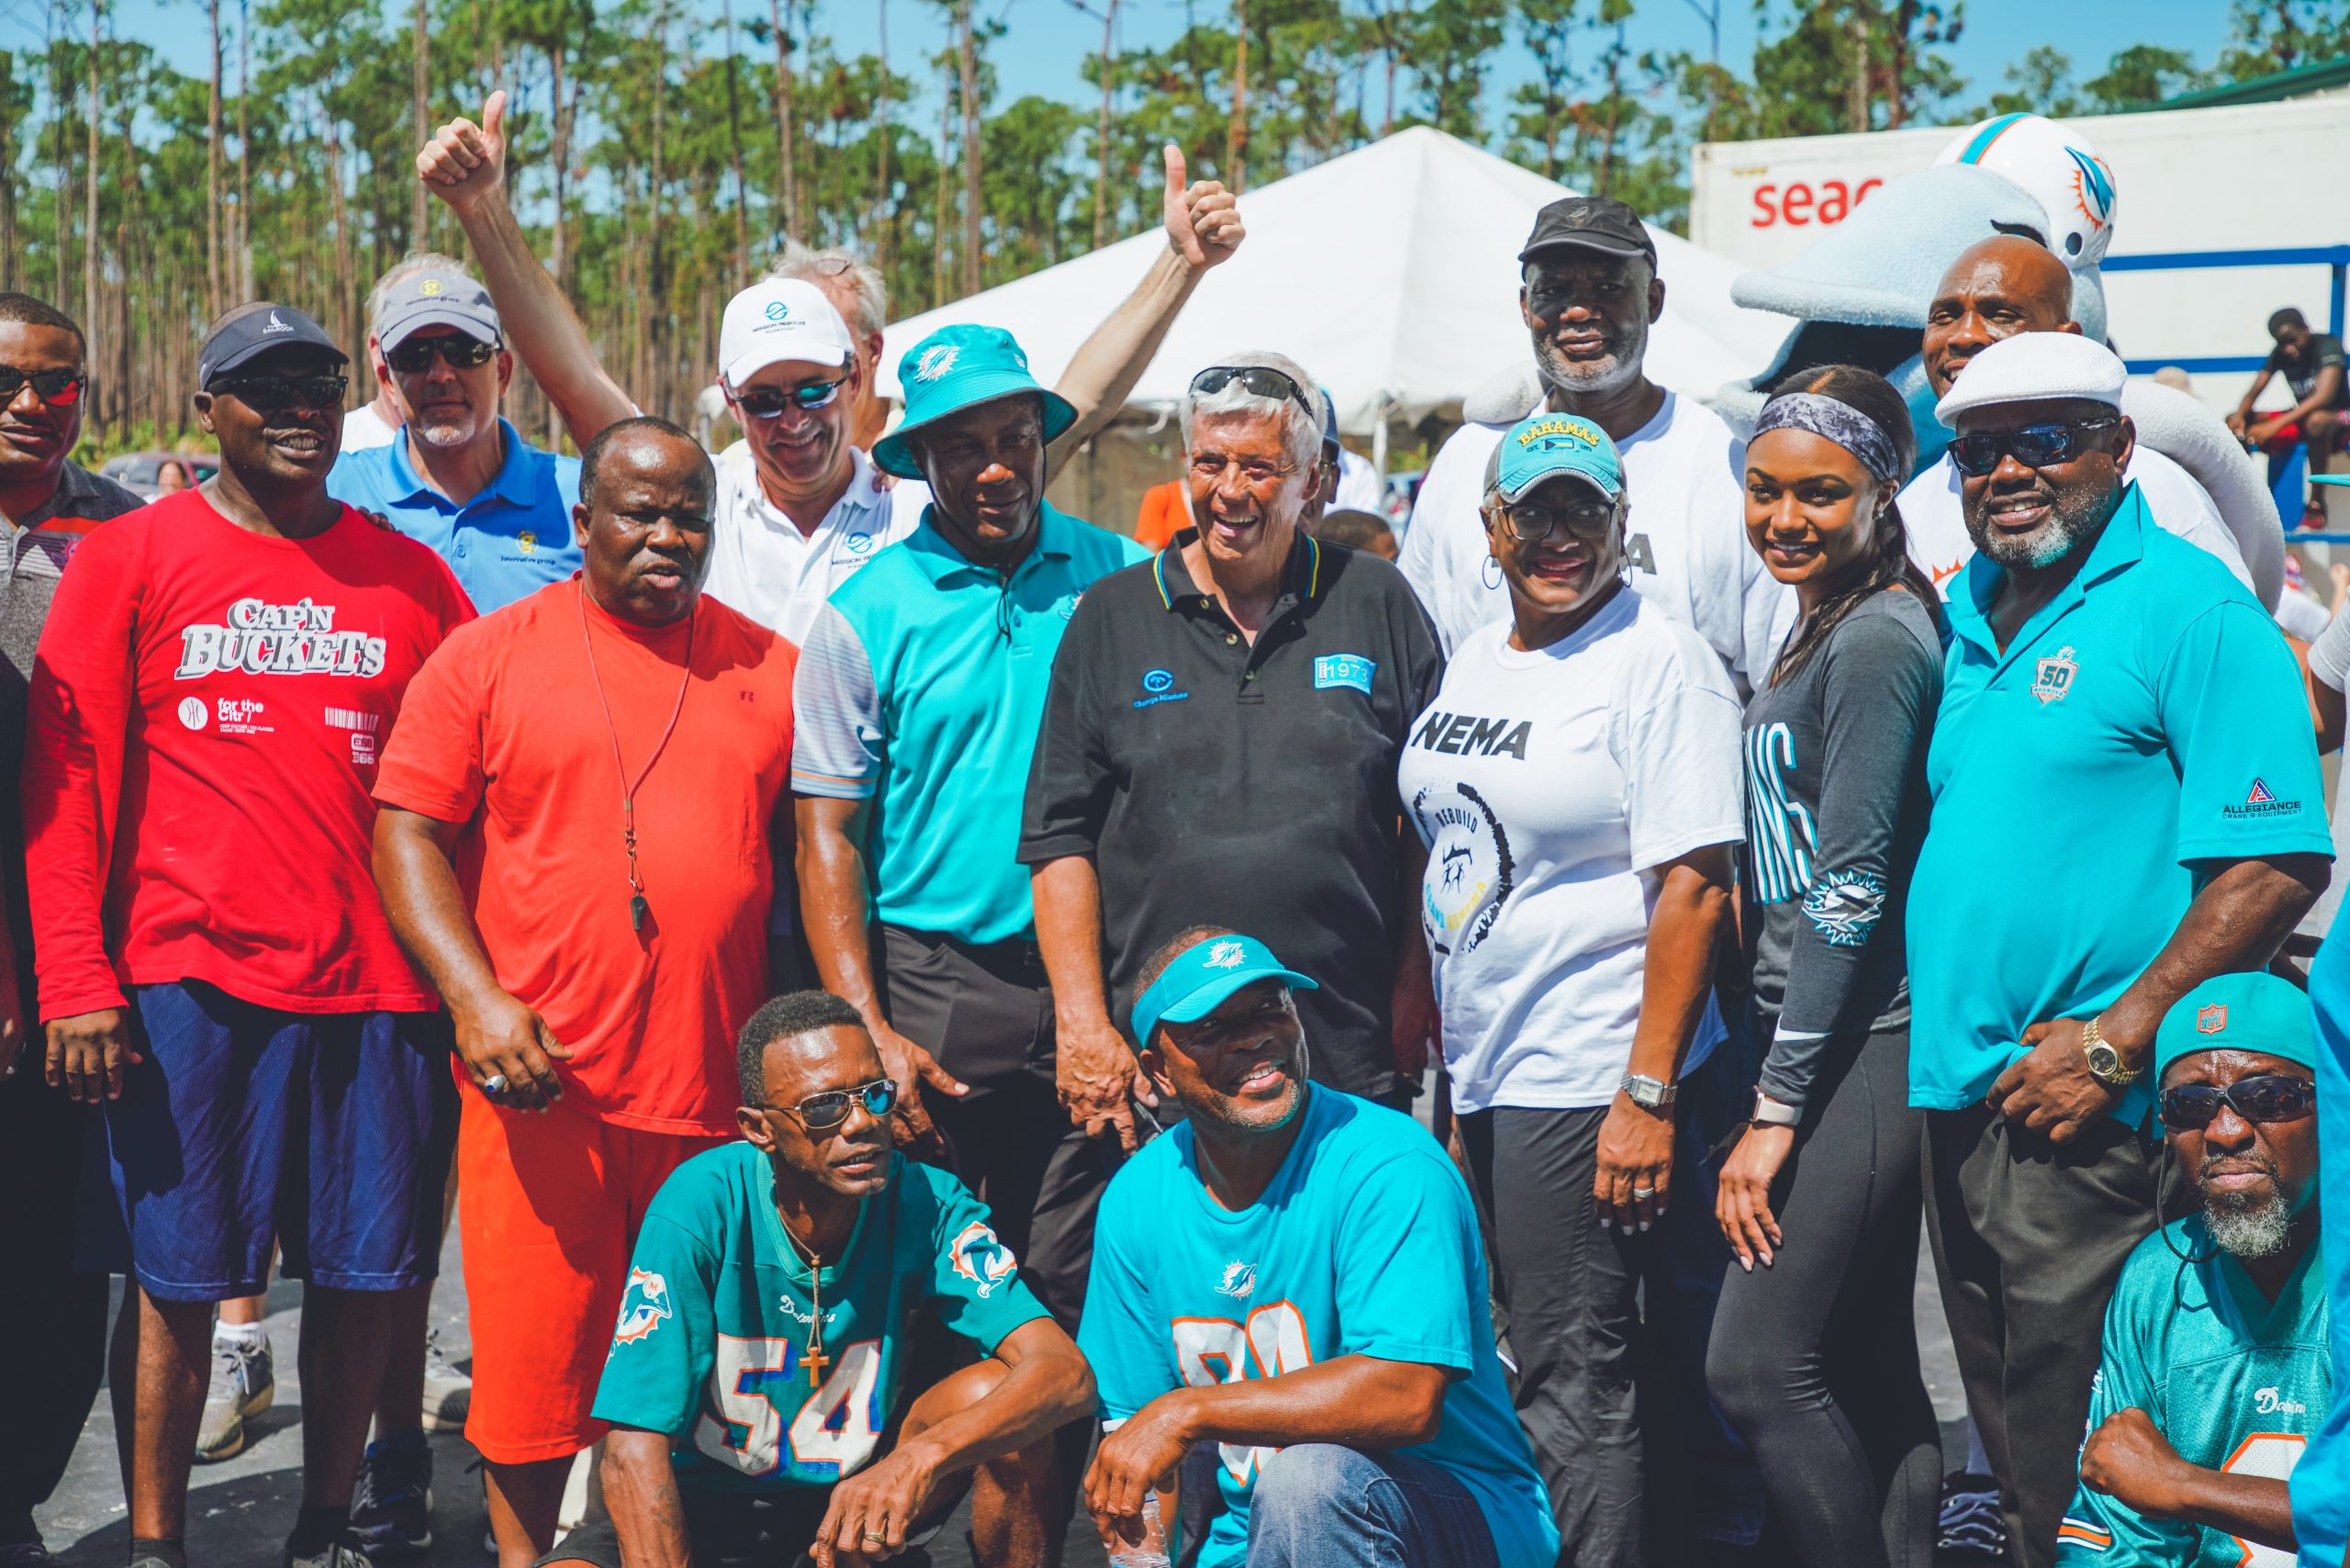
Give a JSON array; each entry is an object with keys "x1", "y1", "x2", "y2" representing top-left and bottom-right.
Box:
[{"x1": 722, "y1": 441, "x2": 891, "y2": 539}]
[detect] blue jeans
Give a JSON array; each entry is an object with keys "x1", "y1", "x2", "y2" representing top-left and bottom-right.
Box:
[{"x1": 1245, "y1": 1445, "x2": 1500, "y2": 1568}]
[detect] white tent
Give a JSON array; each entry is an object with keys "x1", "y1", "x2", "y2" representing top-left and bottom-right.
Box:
[{"x1": 879, "y1": 126, "x2": 1789, "y2": 438}]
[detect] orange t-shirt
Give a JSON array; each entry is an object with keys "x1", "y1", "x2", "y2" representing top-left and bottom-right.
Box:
[
  {"x1": 1134, "y1": 479, "x2": 1192, "y2": 550},
  {"x1": 374, "y1": 577, "x2": 797, "y2": 1134}
]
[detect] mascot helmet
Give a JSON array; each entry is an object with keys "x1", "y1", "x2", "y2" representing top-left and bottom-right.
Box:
[{"x1": 1934, "y1": 113, "x2": 2118, "y2": 268}]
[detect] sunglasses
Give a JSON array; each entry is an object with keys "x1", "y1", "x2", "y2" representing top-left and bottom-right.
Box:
[
  {"x1": 207, "y1": 373, "x2": 349, "y2": 413},
  {"x1": 770, "y1": 1077, "x2": 898, "y2": 1131},
  {"x1": 1190, "y1": 364, "x2": 1319, "y2": 422},
  {"x1": 1948, "y1": 417, "x2": 2121, "y2": 477},
  {"x1": 735, "y1": 378, "x2": 848, "y2": 418},
  {"x1": 2156, "y1": 1073, "x2": 2316, "y2": 1132},
  {"x1": 1496, "y1": 495, "x2": 1616, "y2": 543},
  {"x1": 386, "y1": 334, "x2": 498, "y2": 374},
  {"x1": 0, "y1": 365, "x2": 87, "y2": 407}
]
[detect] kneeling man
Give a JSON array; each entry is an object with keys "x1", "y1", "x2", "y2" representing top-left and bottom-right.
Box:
[
  {"x1": 1080, "y1": 929, "x2": 1557, "y2": 1568},
  {"x1": 2058, "y1": 973, "x2": 2328, "y2": 1565},
  {"x1": 554, "y1": 991, "x2": 1094, "y2": 1568}
]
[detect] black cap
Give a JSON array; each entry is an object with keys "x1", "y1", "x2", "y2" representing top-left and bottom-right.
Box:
[
  {"x1": 198, "y1": 303, "x2": 347, "y2": 389},
  {"x1": 1517, "y1": 196, "x2": 1657, "y2": 268}
]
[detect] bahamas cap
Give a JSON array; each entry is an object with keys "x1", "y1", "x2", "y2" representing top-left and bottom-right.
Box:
[
  {"x1": 1519, "y1": 196, "x2": 1657, "y2": 268},
  {"x1": 373, "y1": 265, "x2": 502, "y2": 353},
  {"x1": 1934, "y1": 331, "x2": 2126, "y2": 426},
  {"x1": 199, "y1": 303, "x2": 346, "y2": 389},
  {"x1": 2153, "y1": 972, "x2": 2319, "y2": 1086},
  {"x1": 1489, "y1": 409, "x2": 1626, "y2": 504},
  {"x1": 1129, "y1": 933, "x2": 1319, "y2": 1051},
  {"x1": 873, "y1": 324, "x2": 1077, "y2": 480},
  {"x1": 719, "y1": 279, "x2": 856, "y2": 390}
]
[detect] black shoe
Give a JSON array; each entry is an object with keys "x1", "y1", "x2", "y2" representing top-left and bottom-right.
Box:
[
  {"x1": 283, "y1": 1536, "x2": 375, "y2": 1568},
  {"x1": 352, "y1": 1429, "x2": 435, "y2": 1558},
  {"x1": 1937, "y1": 1471, "x2": 2007, "y2": 1560},
  {"x1": 0, "y1": 1543, "x2": 60, "y2": 1568}
]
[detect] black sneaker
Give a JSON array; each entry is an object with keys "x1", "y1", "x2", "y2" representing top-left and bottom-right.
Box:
[
  {"x1": 1936, "y1": 1471, "x2": 2007, "y2": 1560},
  {"x1": 0, "y1": 1543, "x2": 60, "y2": 1568},
  {"x1": 352, "y1": 1430, "x2": 435, "y2": 1560},
  {"x1": 283, "y1": 1540, "x2": 374, "y2": 1568}
]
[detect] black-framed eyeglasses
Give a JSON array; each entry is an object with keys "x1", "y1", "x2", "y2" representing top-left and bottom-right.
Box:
[
  {"x1": 1948, "y1": 417, "x2": 2121, "y2": 477},
  {"x1": 385, "y1": 334, "x2": 498, "y2": 375},
  {"x1": 0, "y1": 365, "x2": 87, "y2": 408},
  {"x1": 207, "y1": 373, "x2": 349, "y2": 413},
  {"x1": 765, "y1": 1078, "x2": 898, "y2": 1131},
  {"x1": 1496, "y1": 494, "x2": 1616, "y2": 543},
  {"x1": 2156, "y1": 1074, "x2": 2316, "y2": 1132},
  {"x1": 1190, "y1": 364, "x2": 1318, "y2": 422},
  {"x1": 735, "y1": 378, "x2": 848, "y2": 418}
]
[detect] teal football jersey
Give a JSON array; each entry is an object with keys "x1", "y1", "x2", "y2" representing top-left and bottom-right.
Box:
[
  {"x1": 592, "y1": 1143, "x2": 1048, "y2": 1493},
  {"x1": 2056, "y1": 1218, "x2": 2329, "y2": 1566}
]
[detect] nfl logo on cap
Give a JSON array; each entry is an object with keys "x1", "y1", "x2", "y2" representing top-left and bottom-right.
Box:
[{"x1": 2197, "y1": 1005, "x2": 2227, "y2": 1036}]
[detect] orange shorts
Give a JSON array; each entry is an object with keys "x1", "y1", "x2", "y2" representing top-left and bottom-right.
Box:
[{"x1": 457, "y1": 1094, "x2": 733, "y2": 1464}]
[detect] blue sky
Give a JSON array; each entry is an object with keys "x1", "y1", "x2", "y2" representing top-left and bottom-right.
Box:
[{"x1": 25, "y1": 0, "x2": 2246, "y2": 140}]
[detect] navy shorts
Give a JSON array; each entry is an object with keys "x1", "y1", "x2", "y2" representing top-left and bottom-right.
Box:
[{"x1": 80, "y1": 980, "x2": 459, "y2": 1302}]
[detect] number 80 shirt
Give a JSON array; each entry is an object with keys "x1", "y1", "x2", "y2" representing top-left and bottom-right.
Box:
[{"x1": 589, "y1": 1142, "x2": 1047, "y2": 1491}]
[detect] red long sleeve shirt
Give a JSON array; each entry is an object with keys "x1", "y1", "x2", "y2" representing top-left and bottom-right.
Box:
[{"x1": 23, "y1": 490, "x2": 474, "y2": 1018}]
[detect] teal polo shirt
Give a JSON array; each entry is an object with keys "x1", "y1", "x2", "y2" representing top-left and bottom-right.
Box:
[
  {"x1": 327, "y1": 417, "x2": 583, "y2": 611},
  {"x1": 791, "y1": 501, "x2": 1148, "y2": 944},
  {"x1": 1907, "y1": 484, "x2": 2330, "y2": 1120}
]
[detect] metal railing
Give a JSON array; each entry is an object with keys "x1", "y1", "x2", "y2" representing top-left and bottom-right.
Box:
[{"x1": 2101, "y1": 245, "x2": 2350, "y2": 375}]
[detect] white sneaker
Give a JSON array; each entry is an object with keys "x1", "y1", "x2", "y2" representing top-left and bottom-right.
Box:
[
  {"x1": 420, "y1": 1327, "x2": 471, "y2": 1432},
  {"x1": 196, "y1": 1331, "x2": 274, "y2": 1462}
]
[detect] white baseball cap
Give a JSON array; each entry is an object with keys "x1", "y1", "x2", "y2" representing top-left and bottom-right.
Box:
[
  {"x1": 1934, "y1": 331, "x2": 2125, "y2": 426},
  {"x1": 718, "y1": 279, "x2": 856, "y2": 390}
]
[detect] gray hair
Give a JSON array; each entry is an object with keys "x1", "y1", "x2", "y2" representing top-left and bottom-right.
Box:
[
  {"x1": 365, "y1": 251, "x2": 476, "y2": 337},
  {"x1": 766, "y1": 241, "x2": 888, "y2": 340},
  {"x1": 1180, "y1": 349, "x2": 1323, "y2": 475}
]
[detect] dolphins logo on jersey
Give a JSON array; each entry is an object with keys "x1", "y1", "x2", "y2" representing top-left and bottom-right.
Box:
[
  {"x1": 948, "y1": 1222, "x2": 1020, "y2": 1297},
  {"x1": 1215, "y1": 1261, "x2": 1258, "y2": 1299},
  {"x1": 612, "y1": 1268, "x2": 672, "y2": 1345},
  {"x1": 1802, "y1": 869, "x2": 1886, "y2": 948}
]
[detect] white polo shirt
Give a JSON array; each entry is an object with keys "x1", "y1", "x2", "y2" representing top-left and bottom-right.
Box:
[
  {"x1": 1399, "y1": 390, "x2": 1785, "y2": 693},
  {"x1": 702, "y1": 442, "x2": 927, "y2": 644}
]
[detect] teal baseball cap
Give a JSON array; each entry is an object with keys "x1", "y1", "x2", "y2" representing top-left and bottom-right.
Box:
[
  {"x1": 1130, "y1": 933, "x2": 1319, "y2": 1050},
  {"x1": 1489, "y1": 409, "x2": 1626, "y2": 504},
  {"x1": 2153, "y1": 972, "x2": 2319, "y2": 1085},
  {"x1": 873, "y1": 324, "x2": 1078, "y2": 479}
]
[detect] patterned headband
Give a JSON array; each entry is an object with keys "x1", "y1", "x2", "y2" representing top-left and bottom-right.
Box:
[{"x1": 1753, "y1": 391, "x2": 1903, "y2": 484}]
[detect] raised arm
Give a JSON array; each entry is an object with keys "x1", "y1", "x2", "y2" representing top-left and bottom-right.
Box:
[
  {"x1": 416, "y1": 91, "x2": 636, "y2": 449},
  {"x1": 1044, "y1": 145, "x2": 1244, "y2": 477}
]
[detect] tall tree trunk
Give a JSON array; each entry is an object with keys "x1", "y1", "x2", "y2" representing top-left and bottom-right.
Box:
[
  {"x1": 648, "y1": 0, "x2": 669, "y2": 410},
  {"x1": 1225, "y1": 0, "x2": 1248, "y2": 192},
  {"x1": 874, "y1": 0, "x2": 891, "y2": 270},
  {"x1": 1846, "y1": 5, "x2": 1870, "y2": 133},
  {"x1": 1091, "y1": 0, "x2": 1115, "y2": 250},
  {"x1": 932, "y1": 63, "x2": 951, "y2": 306},
  {"x1": 0, "y1": 55, "x2": 13, "y2": 293},
  {"x1": 49, "y1": 2, "x2": 67, "y2": 304},
  {"x1": 1380, "y1": 0, "x2": 1397, "y2": 137},
  {"x1": 412, "y1": 0, "x2": 430, "y2": 247},
  {"x1": 84, "y1": 0, "x2": 100, "y2": 437},
  {"x1": 113, "y1": 33, "x2": 133, "y2": 430},
  {"x1": 207, "y1": 0, "x2": 221, "y2": 318},
  {"x1": 326, "y1": 106, "x2": 354, "y2": 364},
  {"x1": 770, "y1": 0, "x2": 797, "y2": 240},
  {"x1": 549, "y1": 34, "x2": 570, "y2": 287},
  {"x1": 957, "y1": 0, "x2": 980, "y2": 294},
  {"x1": 721, "y1": 0, "x2": 750, "y2": 267},
  {"x1": 1595, "y1": 30, "x2": 1623, "y2": 196},
  {"x1": 237, "y1": 0, "x2": 252, "y2": 298}
]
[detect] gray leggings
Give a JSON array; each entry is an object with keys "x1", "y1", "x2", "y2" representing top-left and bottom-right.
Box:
[{"x1": 1705, "y1": 1025, "x2": 1940, "y2": 1568}]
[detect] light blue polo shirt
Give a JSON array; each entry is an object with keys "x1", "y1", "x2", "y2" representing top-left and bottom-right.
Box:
[
  {"x1": 2298, "y1": 922, "x2": 2350, "y2": 1565},
  {"x1": 328, "y1": 417, "x2": 583, "y2": 611},
  {"x1": 791, "y1": 502, "x2": 1147, "y2": 944},
  {"x1": 1907, "y1": 484, "x2": 2330, "y2": 1120}
]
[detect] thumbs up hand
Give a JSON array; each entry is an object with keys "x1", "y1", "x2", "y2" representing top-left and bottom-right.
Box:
[
  {"x1": 418, "y1": 89, "x2": 510, "y2": 216},
  {"x1": 1161, "y1": 143, "x2": 1244, "y2": 273}
]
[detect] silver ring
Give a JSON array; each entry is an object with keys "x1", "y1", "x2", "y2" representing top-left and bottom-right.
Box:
[
  {"x1": 1632, "y1": 1186, "x2": 1656, "y2": 1198},
  {"x1": 482, "y1": 1072, "x2": 509, "y2": 1095}
]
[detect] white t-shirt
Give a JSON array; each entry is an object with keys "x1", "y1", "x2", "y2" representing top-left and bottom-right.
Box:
[
  {"x1": 340, "y1": 400, "x2": 399, "y2": 454},
  {"x1": 1400, "y1": 390, "x2": 1785, "y2": 694},
  {"x1": 1396, "y1": 589, "x2": 1746, "y2": 1113},
  {"x1": 701, "y1": 442, "x2": 928, "y2": 645},
  {"x1": 1332, "y1": 445, "x2": 1382, "y2": 513},
  {"x1": 1898, "y1": 445, "x2": 2248, "y2": 598},
  {"x1": 2303, "y1": 605, "x2": 2350, "y2": 935}
]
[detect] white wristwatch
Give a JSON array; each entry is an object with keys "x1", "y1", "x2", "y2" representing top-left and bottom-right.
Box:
[
  {"x1": 1620, "y1": 1072, "x2": 1677, "y2": 1110},
  {"x1": 1752, "y1": 1090, "x2": 1801, "y2": 1127}
]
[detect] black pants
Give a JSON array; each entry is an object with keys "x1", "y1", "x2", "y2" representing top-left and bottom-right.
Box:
[
  {"x1": 1458, "y1": 1045, "x2": 1762, "y2": 1568},
  {"x1": 1706, "y1": 1026, "x2": 1938, "y2": 1568},
  {"x1": 878, "y1": 924, "x2": 1123, "y2": 1331},
  {"x1": 0, "y1": 1058, "x2": 110, "y2": 1545},
  {"x1": 1923, "y1": 1104, "x2": 2169, "y2": 1568}
]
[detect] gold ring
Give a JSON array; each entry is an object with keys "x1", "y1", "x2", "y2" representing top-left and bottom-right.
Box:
[{"x1": 862, "y1": 1531, "x2": 889, "y2": 1544}]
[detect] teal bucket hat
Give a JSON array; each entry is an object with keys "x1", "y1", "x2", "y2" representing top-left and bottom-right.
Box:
[
  {"x1": 2153, "y1": 971, "x2": 2319, "y2": 1086},
  {"x1": 873, "y1": 324, "x2": 1078, "y2": 479}
]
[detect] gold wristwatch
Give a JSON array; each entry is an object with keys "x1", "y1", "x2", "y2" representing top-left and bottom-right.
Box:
[{"x1": 2080, "y1": 1016, "x2": 2141, "y2": 1089}]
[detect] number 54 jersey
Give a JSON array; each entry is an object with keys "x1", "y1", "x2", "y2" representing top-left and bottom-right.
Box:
[
  {"x1": 591, "y1": 1142, "x2": 1048, "y2": 1492},
  {"x1": 1078, "y1": 1087, "x2": 1560, "y2": 1568}
]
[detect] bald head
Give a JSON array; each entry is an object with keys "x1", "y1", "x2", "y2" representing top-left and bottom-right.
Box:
[{"x1": 1922, "y1": 236, "x2": 2082, "y2": 400}]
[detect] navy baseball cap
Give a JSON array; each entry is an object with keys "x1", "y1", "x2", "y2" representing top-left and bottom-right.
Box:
[
  {"x1": 199, "y1": 303, "x2": 346, "y2": 389},
  {"x1": 372, "y1": 265, "x2": 502, "y2": 353}
]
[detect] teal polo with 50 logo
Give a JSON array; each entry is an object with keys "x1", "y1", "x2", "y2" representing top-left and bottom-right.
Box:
[
  {"x1": 1907, "y1": 484, "x2": 2332, "y2": 1122},
  {"x1": 790, "y1": 500, "x2": 1147, "y2": 946}
]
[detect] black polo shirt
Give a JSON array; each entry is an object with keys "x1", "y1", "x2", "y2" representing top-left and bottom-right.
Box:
[{"x1": 1019, "y1": 526, "x2": 1443, "y2": 1099}]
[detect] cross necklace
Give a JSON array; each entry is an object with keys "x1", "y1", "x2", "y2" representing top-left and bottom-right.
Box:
[
  {"x1": 774, "y1": 1199, "x2": 859, "y2": 1387},
  {"x1": 579, "y1": 588, "x2": 695, "y2": 935}
]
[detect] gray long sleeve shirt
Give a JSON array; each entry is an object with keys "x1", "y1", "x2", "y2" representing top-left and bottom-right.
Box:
[{"x1": 1740, "y1": 588, "x2": 1942, "y2": 1108}]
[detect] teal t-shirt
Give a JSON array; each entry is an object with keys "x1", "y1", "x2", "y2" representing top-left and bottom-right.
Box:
[
  {"x1": 2056, "y1": 1218, "x2": 2330, "y2": 1565},
  {"x1": 591, "y1": 1143, "x2": 1048, "y2": 1492},
  {"x1": 1077, "y1": 1087, "x2": 1559, "y2": 1568},
  {"x1": 2296, "y1": 923, "x2": 2350, "y2": 1566},
  {"x1": 1908, "y1": 487, "x2": 2331, "y2": 1118},
  {"x1": 789, "y1": 503, "x2": 1148, "y2": 945}
]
